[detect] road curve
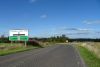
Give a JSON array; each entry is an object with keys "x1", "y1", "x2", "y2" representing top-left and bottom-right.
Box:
[{"x1": 0, "y1": 45, "x2": 86, "y2": 67}]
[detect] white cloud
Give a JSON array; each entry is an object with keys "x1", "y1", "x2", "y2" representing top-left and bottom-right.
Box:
[
  {"x1": 62, "y1": 28, "x2": 91, "y2": 32},
  {"x1": 65, "y1": 31, "x2": 90, "y2": 35},
  {"x1": 76, "y1": 29, "x2": 88, "y2": 31},
  {"x1": 50, "y1": 27, "x2": 100, "y2": 38},
  {"x1": 63, "y1": 28, "x2": 78, "y2": 31},
  {"x1": 96, "y1": 31, "x2": 100, "y2": 34},
  {"x1": 40, "y1": 14, "x2": 48, "y2": 19},
  {"x1": 83, "y1": 20, "x2": 100, "y2": 24},
  {"x1": 51, "y1": 27, "x2": 93, "y2": 36}
]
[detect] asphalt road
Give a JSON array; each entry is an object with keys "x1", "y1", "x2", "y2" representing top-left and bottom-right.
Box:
[{"x1": 0, "y1": 45, "x2": 86, "y2": 67}]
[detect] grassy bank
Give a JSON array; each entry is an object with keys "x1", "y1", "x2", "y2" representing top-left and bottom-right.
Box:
[
  {"x1": 0, "y1": 43, "x2": 40, "y2": 56},
  {"x1": 77, "y1": 46, "x2": 100, "y2": 67},
  {"x1": 80, "y1": 42, "x2": 100, "y2": 58}
]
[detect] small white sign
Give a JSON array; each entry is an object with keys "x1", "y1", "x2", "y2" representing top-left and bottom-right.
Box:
[{"x1": 9, "y1": 29, "x2": 28, "y2": 36}]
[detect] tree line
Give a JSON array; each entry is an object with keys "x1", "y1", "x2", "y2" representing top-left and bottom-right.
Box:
[
  {"x1": 32, "y1": 34, "x2": 68, "y2": 43},
  {"x1": 0, "y1": 34, "x2": 100, "y2": 43}
]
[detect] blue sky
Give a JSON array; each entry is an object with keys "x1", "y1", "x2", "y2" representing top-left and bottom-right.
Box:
[{"x1": 0, "y1": 0, "x2": 100, "y2": 38}]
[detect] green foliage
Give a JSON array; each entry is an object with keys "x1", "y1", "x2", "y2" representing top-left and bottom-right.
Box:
[
  {"x1": 34, "y1": 34, "x2": 69, "y2": 43},
  {"x1": 77, "y1": 46, "x2": 100, "y2": 67},
  {"x1": 0, "y1": 37, "x2": 10, "y2": 43}
]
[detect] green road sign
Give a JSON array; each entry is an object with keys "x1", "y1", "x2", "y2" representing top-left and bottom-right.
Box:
[
  {"x1": 9, "y1": 36, "x2": 18, "y2": 41},
  {"x1": 9, "y1": 36, "x2": 28, "y2": 41},
  {"x1": 20, "y1": 36, "x2": 28, "y2": 41}
]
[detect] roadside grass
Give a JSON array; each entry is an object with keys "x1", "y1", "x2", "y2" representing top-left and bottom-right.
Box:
[
  {"x1": 77, "y1": 46, "x2": 100, "y2": 67},
  {"x1": 80, "y1": 42, "x2": 100, "y2": 58},
  {"x1": 0, "y1": 43, "x2": 40, "y2": 56}
]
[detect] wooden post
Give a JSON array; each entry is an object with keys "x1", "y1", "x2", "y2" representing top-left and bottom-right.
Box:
[
  {"x1": 11, "y1": 41, "x2": 13, "y2": 46},
  {"x1": 25, "y1": 41, "x2": 27, "y2": 47}
]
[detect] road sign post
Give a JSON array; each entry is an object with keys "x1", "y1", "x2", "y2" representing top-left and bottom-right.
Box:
[
  {"x1": 25, "y1": 41, "x2": 27, "y2": 47},
  {"x1": 9, "y1": 29, "x2": 29, "y2": 47}
]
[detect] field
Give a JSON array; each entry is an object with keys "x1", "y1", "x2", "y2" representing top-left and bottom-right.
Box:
[
  {"x1": 80, "y1": 42, "x2": 100, "y2": 58},
  {"x1": 75, "y1": 42, "x2": 100, "y2": 67},
  {"x1": 0, "y1": 43, "x2": 39, "y2": 56}
]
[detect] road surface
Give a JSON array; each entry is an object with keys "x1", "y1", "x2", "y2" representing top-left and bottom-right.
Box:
[{"x1": 0, "y1": 45, "x2": 86, "y2": 67}]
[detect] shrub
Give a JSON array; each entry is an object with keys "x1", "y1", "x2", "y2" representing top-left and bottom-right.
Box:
[{"x1": 26, "y1": 40, "x2": 43, "y2": 47}]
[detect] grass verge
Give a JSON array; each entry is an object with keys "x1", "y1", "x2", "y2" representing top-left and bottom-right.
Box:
[
  {"x1": 0, "y1": 46, "x2": 39, "y2": 56},
  {"x1": 77, "y1": 46, "x2": 100, "y2": 67}
]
